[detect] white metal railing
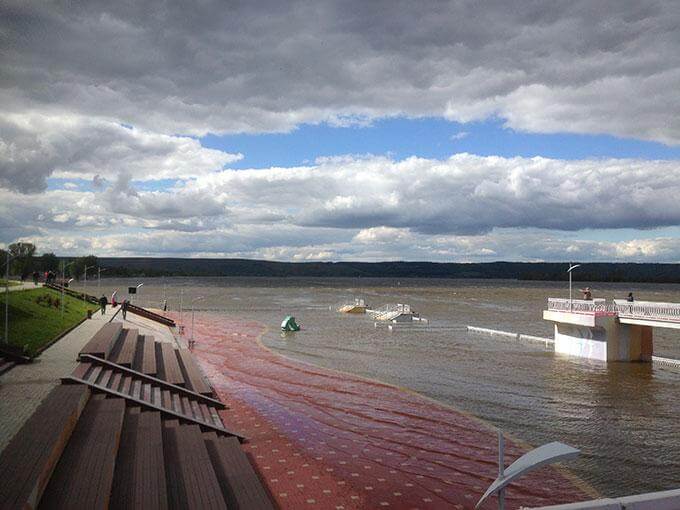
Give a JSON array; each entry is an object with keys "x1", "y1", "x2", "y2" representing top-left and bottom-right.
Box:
[
  {"x1": 614, "y1": 299, "x2": 680, "y2": 322},
  {"x1": 368, "y1": 303, "x2": 414, "y2": 320},
  {"x1": 547, "y1": 298, "x2": 613, "y2": 314},
  {"x1": 548, "y1": 298, "x2": 680, "y2": 323}
]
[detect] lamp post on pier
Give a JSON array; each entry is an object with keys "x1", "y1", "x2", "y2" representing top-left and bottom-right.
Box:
[
  {"x1": 190, "y1": 296, "x2": 204, "y2": 348},
  {"x1": 567, "y1": 263, "x2": 581, "y2": 312}
]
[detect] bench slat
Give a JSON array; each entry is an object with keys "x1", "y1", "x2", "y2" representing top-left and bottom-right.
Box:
[
  {"x1": 79, "y1": 322, "x2": 122, "y2": 360},
  {"x1": 111, "y1": 410, "x2": 168, "y2": 510},
  {"x1": 176, "y1": 349, "x2": 213, "y2": 395},
  {"x1": 133, "y1": 335, "x2": 157, "y2": 376},
  {"x1": 39, "y1": 397, "x2": 126, "y2": 509},
  {"x1": 156, "y1": 342, "x2": 184, "y2": 386},
  {"x1": 204, "y1": 435, "x2": 275, "y2": 510},
  {"x1": 163, "y1": 425, "x2": 227, "y2": 509},
  {"x1": 110, "y1": 329, "x2": 139, "y2": 367},
  {"x1": 0, "y1": 385, "x2": 90, "y2": 510}
]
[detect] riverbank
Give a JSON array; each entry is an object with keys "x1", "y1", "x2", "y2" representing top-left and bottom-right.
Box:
[
  {"x1": 182, "y1": 311, "x2": 595, "y2": 509},
  {"x1": 0, "y1": 287, "x2": 99, "y2": 356}
]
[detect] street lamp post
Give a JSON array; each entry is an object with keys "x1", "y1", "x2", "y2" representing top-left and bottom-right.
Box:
[
  {"x1": 83, "y1": 265, "x2": 95, "y2": 302},
  {"x1": 60, "y1": 260, "x2": 76, "y2": 323},
  {"x1": 567, "y1": 263, "x2": 581, "y2": 311},
  {"x1": 134, "y1": 283, "x2": 144, "y2": 304},
  {"x1": 190, "y1": 296, "x2": 204, "y2": 348},
  {"x1": 97, "y1": 267, "x2": 108, "y2": 293},
  {"x1": 179, "y1": 289, "x2": 184, "y2": 327},
  {"x1": 3, "y1": 251, "x2": 16, "y2": 345}
]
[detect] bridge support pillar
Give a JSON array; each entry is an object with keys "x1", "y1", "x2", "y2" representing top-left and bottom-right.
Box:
[{"x1": 544, "y1": 310, "x2": 653, "y2": 362}]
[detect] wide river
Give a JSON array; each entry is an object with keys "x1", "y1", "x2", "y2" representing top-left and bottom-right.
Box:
[{"x1": 81, "y1": 277, "x2": 680, "y2": 497}]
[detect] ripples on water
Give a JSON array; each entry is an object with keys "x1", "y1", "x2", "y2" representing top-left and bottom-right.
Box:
[{"x1": 80, "y1": 277, "x2": 680, "y2": 497}]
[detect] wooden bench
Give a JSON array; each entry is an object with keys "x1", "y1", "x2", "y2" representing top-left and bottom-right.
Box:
[
  {"x1": 203, "y1": 433, "x2": 275, "y2": 510},
  {"x1": 176, "y1": 348, "x2": 213, "y2": 395},
  {"x1": 0, "y1": 385, "x2": 90, "y2": 510},
  {"x1": 133, "y1": 335, "x2": 157, "y2": 376},
  {"x1": 40, "y1": 397, "x2": 126, "y2": 509},
  {"x1": 163, "y1": 423, "x2": 227, "y2": 509},
  {"x1": 79, "y1": 322, "x2": 123, "y2": 360},
  {"x1": 110, "y1": 328, "x2": 139, "y2": 367},
  {"x1": 156, "y1": 342, "x2": 184, "y2": 386},
  {"x1": 111, "y1": 409, "x2": 168, "y2": 509}
]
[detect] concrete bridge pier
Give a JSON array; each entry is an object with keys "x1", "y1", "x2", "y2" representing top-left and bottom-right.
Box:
[{"x1": 544, "y1": 308, "x2": 653, "y2": 362}]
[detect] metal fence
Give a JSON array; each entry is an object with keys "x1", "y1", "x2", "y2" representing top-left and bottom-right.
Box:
[
  {"x1": 613, "y1": 299, "x2": 680, "y2": 322},
  {"x1": 547, "y1": 298, "x2": 612, "y2": 314},
  {"x1": 548, "y1": 297, "x2": 680, "y2": 323}
]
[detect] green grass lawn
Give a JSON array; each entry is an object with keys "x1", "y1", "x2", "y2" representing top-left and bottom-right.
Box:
[{"x1": 0, "y1": 287, "x2": 99, "y2": 357}]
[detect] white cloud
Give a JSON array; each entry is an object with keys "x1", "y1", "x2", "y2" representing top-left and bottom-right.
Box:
[
  {"x1": 0, "y1": 113, "x2": 241, "y2": 192},
  {"x1": 189, "y1": 154, "x2": 680, "y2": 235},
  {"x1": 3, "y1": 153, "x2": 680, "y2": 261}
]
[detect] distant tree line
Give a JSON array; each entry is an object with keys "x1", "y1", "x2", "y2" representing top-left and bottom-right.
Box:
[
  {"x1": 93, "y1": 257, "x2": 680, "y2": 283},
  {"x1": 3, "y1": 244, "x2": 680, "y2": 283}
]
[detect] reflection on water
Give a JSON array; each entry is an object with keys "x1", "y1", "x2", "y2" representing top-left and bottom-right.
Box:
[{"x1": 77, "y1": 277, "x2": 680, "y2": 497}]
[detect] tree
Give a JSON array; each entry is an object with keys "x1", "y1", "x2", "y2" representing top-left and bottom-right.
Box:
[
  {"x1": 71, "y1": 255, "x2": 98, "y2": 280},
  {"x1": 40, "y1": 253, "x2": 60, "y2": 272},
  {"x1": 9, "y1": 242, "x2": 36, "y2": 277}
]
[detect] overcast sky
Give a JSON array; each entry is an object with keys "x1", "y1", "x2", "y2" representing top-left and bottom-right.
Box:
[{"x1": 2, "y1": 0, "x2": 680, "y2": 262}]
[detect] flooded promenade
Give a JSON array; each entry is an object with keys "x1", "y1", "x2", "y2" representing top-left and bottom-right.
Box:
[
  {"x1": 180, "y1": 312, "x2": 593, "y2": 509},
  {"x1": 83, "y1": 277, "x2": 680, "y2": 498}
]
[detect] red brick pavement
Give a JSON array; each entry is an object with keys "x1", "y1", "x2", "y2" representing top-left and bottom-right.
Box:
[{"x1": 180, "y1": 313, "x2": 594, "y2": 510}]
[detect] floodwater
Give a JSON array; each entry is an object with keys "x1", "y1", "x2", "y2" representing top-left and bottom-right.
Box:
[{"x1": 79, "y1": 277, "x2": 680, "y2": 497}]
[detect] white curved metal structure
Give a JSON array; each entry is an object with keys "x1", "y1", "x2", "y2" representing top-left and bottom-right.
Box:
[{"x1": 476, "y1": 432, "x2": 580, "y2": 510}]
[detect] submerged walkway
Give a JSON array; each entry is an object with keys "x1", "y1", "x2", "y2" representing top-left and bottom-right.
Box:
[{"x1": 186, "y1": 313, "x2": 595, "y2": 509}]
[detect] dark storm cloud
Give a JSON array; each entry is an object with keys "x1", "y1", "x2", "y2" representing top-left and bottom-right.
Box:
[{"x1": 1, "y1": 0, "x2": 678, "y2": 142}]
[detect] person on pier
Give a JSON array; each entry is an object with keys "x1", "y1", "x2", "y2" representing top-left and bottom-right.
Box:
[{"x1": 580, "y1": 287, "x2": 592, "y2": 300}]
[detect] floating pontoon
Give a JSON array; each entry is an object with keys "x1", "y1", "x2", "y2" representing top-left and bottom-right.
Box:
[{"x1": 338, "y1": 298, "x2": 368, "y2": 314}]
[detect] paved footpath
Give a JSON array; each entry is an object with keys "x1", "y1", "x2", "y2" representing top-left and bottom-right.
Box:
[{"x1": 0, "y1": 304, "x2": 176, "y2": 453}]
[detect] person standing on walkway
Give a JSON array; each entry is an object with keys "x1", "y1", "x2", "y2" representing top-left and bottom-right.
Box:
[
  {"x1": 98, "y1": 294, "x2": 107, "y2": 315},
  {"x1": 627, "y1": 292, "x2": 634, "y2": 302},
  {"x1": 122, "y1": 299, "x2": 129, "y2": 320}
]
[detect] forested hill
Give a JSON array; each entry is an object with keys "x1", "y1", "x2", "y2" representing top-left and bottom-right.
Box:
[{"x1": 96, "y1": 258, "x2": 680, "y2": 283}]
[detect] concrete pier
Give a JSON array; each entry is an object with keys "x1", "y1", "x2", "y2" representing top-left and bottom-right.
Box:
[
  {"x1": 544, "y1": 309, "x2": 652, "y2": 362},
  {"x1": 542, "y1": 298, "x2": 678, "y2": 362}
]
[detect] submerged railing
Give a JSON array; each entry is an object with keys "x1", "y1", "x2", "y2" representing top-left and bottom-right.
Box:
[{"x1": 548, "y1": 298, "x2": 680, "y2": 323}]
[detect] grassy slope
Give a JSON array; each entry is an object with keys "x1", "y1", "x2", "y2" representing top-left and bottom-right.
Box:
[{"x1": 0, "y1": 287, "x2": 99, "y2": 357}]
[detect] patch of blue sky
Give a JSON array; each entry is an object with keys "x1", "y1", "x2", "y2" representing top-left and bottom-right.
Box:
[
  {"x1": 46, "y1": 177, "x2": 181, "y2": 192},
  {"x1": 570, "y1": 226, "x2": 680, "y2": 242},
  {"x1": 201, "y1": 117, "x2": 680, "y2": 169}
]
